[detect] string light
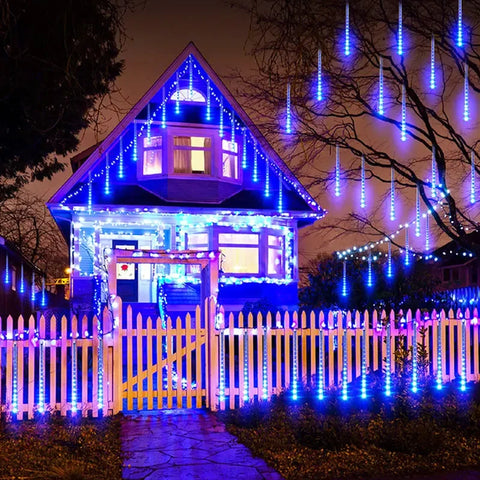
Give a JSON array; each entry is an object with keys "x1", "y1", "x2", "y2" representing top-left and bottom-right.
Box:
[
  {"x1": 12, "y1": 342, "x2": 18, "y2": 414},
  {"x1": 318, "y1": 328, "x2": 324, "y2": 400},
  {"x1": 412, "y1": 318, "x2": 418, "y2": 392},
  {"x1": 230, "y1": 110, "x2": 235, "y2": 143},
  {"x1": 335, "y1": 145, "x2": 341, "y2": 197},
  {"x1": 41, "y1": 277, "x2": 47, "y2": 308},
  {"x1": 401, "y1": 83, "x2": 407, "y2": 141},
  {"x1": 4, "y1": 254, "x2": 9, "y2": 285},
  {"x1": 460, "y1": 318, "x2": 467, "y2": 391},
  {"x1": 385, "y1": 321, "x2": 392, "y2": 396},
  {"x1": 265, "y1": 157, "x2": 270, "y2": 197},
  {"x1": 188, "y1": 54, "x2": 193, "y2": 99},
  {"x1": 292, "y1": 329, "x2": 298, "y2": 400},
  {"x1": 387, "y1": 240, "x2": 393, "y2": 278},
  {"x1": 105, "y1": 152, "x2": 110, "y2": 196},
  {"x1": 378, "y1": 57, "x2": 384, "y2": 115},
  {"x1": 317, "y1": 49, "x2": 323, "y2": 101},
  {"x1": 471, "y1": 150, "x2": 476, "y2": 204},
  {"x1": 219, "y1": 96, "x2": 224, "y2": 137},
  {"x1": 175, "y1": 71, "x2": 180, "y2": 114},
  {"x1": 88, "y1": 172, "x2": 92, "y2": 214},
  {"x1": 19, "y1": 263, "x2": 24, "y2": 294},
  {"x1": 342, "y1": 324, "x2": 348, "y2": 400},
  {"x1": 398, "y1": 1, "x2": 403, "y2": 56},
  {"x1": 425, "y1": 211, "x2": 430, "y2": 251},
  {"x1": 390, "y1": 167, "x2": 395, "y2": 221},
  {"x1": 206, "y1": 78, "x2": 211, "y2": 121},
  {"x1": 341, "y1": 260, "x2": 347, "y2": 296},
  {"x1": 242, "y1": 128, "x2": 247, "y2": 169},
  {"x1": 286, "y1": 83, "x2": 292, "y2": 134},
  {"x1": 464, "y1": 62, "x2": 469, "y2": 122},
  {"x1": 415, "y1": 186, "x2": 421, "y2": 237},
  {"x1": 430, "y1": 35, "x2": 436, "y2": 89},
  {"x1": 253, "y1": 142, "x2": 258, "y2": 182},
  {"x1": 38, "y1": 339, "x2": 45, "y2": 413},
  {"x1": 361, "y1": 320, "x2": 367, "y2": 398},
  {"x1": 132, "y1": 122, "x2": 137, "y2": 162},
  {"x1": 436, "y1": 320, "x2": 442, "y2": 390},
  {"x1": 262, "y1": 326, "x2": 268, "y2": 399},
  {"x1": 31, "y1": 271, "x2": 35, "y2": 306},
  {"x1": 457, "y1": 0, "x2": 463, "y2": 48},
  {"x1": 243, "y1": 330, "x2": 249, "y2": 402},
  {"x1": 360, "y1": 155, "x2": 366, "y2": 208},
  {"x1": 118, "y1": 136, "x2": 124, "y2": 179},
  {"x1": 345, "y1": 1, "x2": 350, "y2": 56},
  {"x1": 431, "y1": 146, "x2": 437, "y2": 198},
  {"x1": 71, "y1": 339, "x2": 77, "y2": 413},
  {"x1": 146, "y1": 103, "x2": 151, "y2": 141},
  {"x1": 162, "y1": 87, "x2": 166, "y2": 128},
  {"x1": 404, "y1": 224, "x2": 410, "y2": 266},
  {"x1": 278, "y1": 176, "x2": 283, "y2": 213},
  {"x1": 367, "y1": 251, "x2": 373, "y2": 287}
]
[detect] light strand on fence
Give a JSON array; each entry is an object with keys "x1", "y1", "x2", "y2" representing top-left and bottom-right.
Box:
[
  {"x1": 98, "y1": 333, "x2": 104, "y2": 410},
  {"x1": 219, "y1": 329, "x2": 226, "y2": 402},
  {"x1": 361, "y1": 319, "x2": 367, "y2": 398},
  {"x1": 412, "y1": 319, "x2": 418, "y2": 392},
  {"x1": 436, "y1": 320, "x2": 442, "y2": 390},
  {"x1": 318, "y1": 328, "x2": 324, "y2": 400},
  {"x1": 385, "y1": 321, "x2": 392, "y2": 396},
  {"x1": 262, "y1": 326, "x2": 268, "y2": 400},
  {"x1": 12, "y1": 341, "x2": 18, "y2": 415},
  {"x1": 292, "y1": 329, "x2": 298, "y2": 400},
  {"x1": 38, "y1": 339, "x2": 45, "y2": 413},
  {"x1": 342, "y1": 324, "x2": 348, "y2": 400},
  {"x1": 460, "y1": 319, "x2": 467, "y2": 391},
  {"x1": 72, "y1": 339, "x2": 78, "y2": 413},
  {"x1": 243, "y1": 330, "x2": 249, "y2": 402}
]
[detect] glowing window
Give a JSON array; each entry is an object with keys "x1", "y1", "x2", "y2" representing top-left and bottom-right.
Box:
[
  {"x1": 222, "y1": 140, "x2": 238, "y2": 179},
  {"x1": 143, "y1": 136, "x2": 162, "y2": 175},
  {"x1": 219, "y1": 233, "x2": 259, "y2": 274},
  {"x1": 170, "y1": 88, "x2": 206, "y2": 103},
  {"x1": 218, "y1": 233, "x2": 258, "y2": 245},
  {"x1": 268, "y1": 235, "x2": 284, "y2": 275},
  {"x1": 173, "y1": 136, "x2": 212, "y2": 174}
]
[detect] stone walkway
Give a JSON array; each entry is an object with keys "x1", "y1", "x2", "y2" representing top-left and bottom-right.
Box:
[{"x1": 121, "y1": 409, "x2": 284, "y2": 480}]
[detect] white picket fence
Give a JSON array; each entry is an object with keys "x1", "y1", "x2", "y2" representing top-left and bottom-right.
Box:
[{"x1": 0, "y1": 303, "x2": 479, "y2": 418}]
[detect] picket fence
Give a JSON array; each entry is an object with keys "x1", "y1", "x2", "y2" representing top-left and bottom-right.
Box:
[{"x1": 0, "y1": 302, "x2": 479, "y2": 419}]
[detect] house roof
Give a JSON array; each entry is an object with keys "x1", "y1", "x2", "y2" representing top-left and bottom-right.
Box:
[
  {"x1": 429, "y1": 231, "x2": 480, "y2": 267},
  {"x1": 48, "y1": 42, "x2": 324, "y2": 218}
]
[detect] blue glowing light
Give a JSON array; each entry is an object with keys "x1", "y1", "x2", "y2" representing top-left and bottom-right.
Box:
[
  {"x1": 318, "y1": 329, "x2": 325, "y2": 400},
  {"x1": 206, "y1": 79, "x2": 211, "y2": 121},
  {"x1": 19, "y1": 263, "x2": 24, "y2": 294},
  {"x1": 243, "y1": 331, "x2": 249, "y2": 402},
  {"x1": 345, "y1": 1, "x2": 350, "y2": 56},
  {"x1": 242, "y1": 128, "x2": 247, "y2": 169},
  {"x1": 361, "y1": 321, "x2": 367, "y2": 398},
  {"x1": 161, "y1": 88, "x2": 166, "y2": 128},
  {"x1": 12, "y1": 342, "x2": 18, "y2": 415},
  {"x1": 286, "y1": 83, "x2": 292, "y2": 134},
  {"x1": 342, "y1": 326, "x2": 348, "y2": 400},
  {"x1": 415, "y1": 187, "x2": 421, "y2": 237},
  {"x1": 88, "y1": 172, "x2": 92, "y2": 214},
  {"x1": 219, "y1": 330, "x2": 225, "y2": 402},
  {"x1": 457, "y1": 0, "x2": 463, "y2": 47},
  {"x1": 278, "y1": 176, "x2": 283, "y2": 212},
  {"x1": 105, "y1": 153, "x2": 110, "y2": 196},
  {"x1": 471, "y1": 150, "x2": 476, "y2": 204},
  {"x1": 263, "y1": 326, "x2": 268, "y2": 400},
  {"x1": 404, "y1": 225, "x2": 410, "y2": 266},
  {"x1": 317, "y1": 49, "x2": 323, "y2": 101},
  {"x1": 71, "y1": 339, "x2": 77, "y2": 413},
  {"x1": 41, "y1": 277, "x2": 47, "y2": 308},
  {"x1": 231, "y1": 111, "x2": 235, "y2": 143},
  {"x1": 175, "y1": 72, "x2": 180, "y2": 114},
  {"x1": 31, "y1": 272, "x2": 35, "y2": 305},
  {"x1": 341, "y1": 260, "x2": 348, "y2": 297},
  {"x1": 219, "y1": 96, "x2": 224, "y2": 138},
  {"x1": 431, "y1": 146, "x2": 437, "y2": 198},
  {"x1": 146, "y1": 103, "x2": 151, "y2": 141},
  {"x1": 397, "y1": 2, "x2": 403, "y2": 56},
  {"x1": 385, "y1": 321, "x2": 392, "y2": 396},
  {"x1": 253, "y1": 143, "x2": 258, "y2": 182},
  {"x1": 425, "y1": 211, "x2": 430, "y2": 251},
  {"x1": 97, "y1": 334, "x2": 104, "y2": 410},
  {"x1": 436, "y1": 321, "x2": 442, "y2": 390},
  {"x1": 367, "y1": 252, "x2": 373, "y2": 288},
  {"x1": 188, "y1": 54, "x2": 193, "y2": 100},
  {"x1": 430, "y1": 35, "x2": 436, "y2": 89},
  {"x1": 4, "y1": 254, "x2": 9, "y2": 285},
  {"x1": 38, "y1": 340, "x2": 45, "y2": 413},
  {"x1": 132, "y1": 122, "x2": 137, "y2": 162},
  {"x1": 401, "y1": 83, "x2": 407, "y2": 141},
  {"x1": 360, "y1": 156, "x2": 366, "y2": 208},
  {"x1": 387, "y1": 241, "x2": 393, "y2": 278},
  {"x1": 292, "y1": 329, "x2": 298, "y2": 400},
  {"x1": 265, "y1": 157, "x2": 270, "y2": 197},
  {"x1": 460, "y1": 319, "x2": 467, "y2": 391},
  {"x1": 335, "y1": 145, "x2": 341, "y2": 197},
  {"x1": 390, "y1": 168, "x2": 395, "y2": 221},
  {"x1": 378, "y1": 57, "x2": 384, "y2": 115},
  {"x1": 118, "y1": 136, "x2": 124, "y2": 179},
  {"x1": 464, "y1": 62, "x2": 469, "y2": 122}
]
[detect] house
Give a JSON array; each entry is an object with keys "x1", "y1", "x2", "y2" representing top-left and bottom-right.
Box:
[
  {"x1": 0, "y1": 236, "x2": 42, "y2": 322},
  {"x1": 47, "y1": 43, "x2": 324, "y2": 315}
]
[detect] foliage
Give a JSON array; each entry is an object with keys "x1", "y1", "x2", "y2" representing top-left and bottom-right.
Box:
[
  {"x1": 0, "y1": 414, "x2": 123, "y2": 479},
  {"x1": 299, "y1": 251, "x2": 449, "y2": 310},
  {"x1": 236, "y1": 0, "x2": 480, "y2": 254},
  {"x1": 221, "y1": 380, "x2": 480, "y2": 479},
  {"x1": 0, "y1": 0, "x2": 139, "y2": 200},
  {"x1": 0, "y1": 191, "x2": 68, "y2": 280}
]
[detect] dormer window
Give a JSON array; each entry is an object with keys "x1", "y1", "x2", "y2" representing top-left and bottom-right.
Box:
[
  {"x1": 173, "y1": 136, "x2": 212, "y2": 174},
  {"x1": 143, "y1": 136, "x2": 163, "y2": 175},
  {"x1": 170, "y1": 88, "x2": 206, "y2": 103}
]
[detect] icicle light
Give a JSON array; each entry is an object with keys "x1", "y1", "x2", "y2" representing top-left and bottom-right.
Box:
[
  {"x1": 31, "y1": 272, "x2": 35, "y2": 305},
  {"x1": 230, "y1": 111, "x2": 235, "y2": 143},
  {"x1": 147, "y1": 103, "x2": 151, "y2": 141},
  {"x1": 367, "y1": 252, "x2": 373, "y2": 288},
  {"x1": 378, "y1": 57, "x2": 384, "y2": 115},
  {"x1": 262, "y1": 326, "x2": 268, "y2": 399},
  {"x1": 457, "y1": 0, "x2": 463, "y2": 47},
  {"x1": 243, "y1": 330, "x2": 249, "y2": 402},
  {"x1": 88, "y1": 172, "x2": 92, "y2": 214},
  {"x1": 342, "y1": 326, "x2": 348, "y2": 400},
  {"x1": 385, "y1": 322, "x2": 392, "y2": 396},
  {"x1": 460, "y1": 319, "x2": 467, "y2": 391},
  {"x1": 19, "y1": 263, "x2": 24, "y2": 294},
  {"x1": 12, "y1": 342, "x2": 18, "y2": 415},
  {"x1": 292, "y1": 329, "x2": 298, "y2": 400},
  {"x1": 341, "y1": 260, "x2": 348, "y2": 296},
  {"x1": 387, "y1": 241, "x2": 393, "y2": 278},
  {"x1": 431, "y1": 146, "x2": 437, "y2": 198},
  {"x1": 72, "y1": 339, "x2": 78, "y2": 413},
  {"x1": 404, "y1": 225, "x2": 410, "y2": 266},
  {"x1": 412, "y1": 319, "x2": 418, "y2": 392},
  {"x1": 436, "y1": 321, "x2": 442, "y2": 390},
  {"x1": 317, "y1": 49, "x2": 323, "y2": 101},
  {"x1": 161, "y1": 87, "x2": 166, "y2": 128},
  {"x1": 415, "y1": 186, "x2": 421, "y2": 237},
  {"x1": 253, "y1": 143, "x2": 258, "y2": 182},
  {"x1": 175, "y1": 71, "x2": 180, "y2": 114},
  {"x1": 335, "y1": 145, "x2": 341, "y2": 197},
  {"x1": 360, "y1": 155, "x2": 366, "y2": 208},
  {"x1": 345, "y1": 1, "x2": 350, "y2": 56},
  {"x1": 98, "y1": 334, "x2": 104, "y2": 409},
  {"x1": 206, "y1": 79, "x2": 211, "y2": 121},
  {"x1": 242, "y1": 128, "x2": 247, "y2": 169},
  {"x1": 118, "y1": 137, "x2": 124, "y2": 179},
  {"x1": 188, "y1": 55, "x2": 193, "y2": 99},
  {"x1": 278, "y1": 176, "x2": 283, "y2": 212},
  {"x1": 38, "y1": 340, "x2": 45, "y2": 413},
  {"x1": 132, "y1": 122, "x2": 137, "y2": 162},
  {"x1": 471, "y1": 150, "x2": 476, "y2": 204},
  {"x1": 219, "y1": 96, "x2": 224, "y2": 138},
  {"x1": 318, "y1": 328, "x2": 325, "y2": 400},
  {"x1": 4, "y1": 254, "x2": 9, "y2": 285},
  {"x1": 41, "y1": 276, "x2": 47, "y2": 307},
  {"x1": 464, "y1": 62, "x2": 469, "y2": 122},
  {"x1": 425, "y1": 211, "x2": 430, "y2": 251},
  {"x1": 390, "y1": 168, "x2": 395, "y2": 221},
  {"x1": 430, "y1": 35, "x2": 436, "y2": 89},
  {"x1": 398, "y1": 2, "x2": 403, "y2": 56},
  {"x1": 361, "y1": 320, "x2": 367, "y2": 399},
  {"x1": 286, "y1": 83, "x2": 292, "y2": 134},
  {"x1": 265, "y1": 157, "x2": 270, "y2": 197},
  {"x1": 104, "y1": 152, "x2": 110, "y2": 196},
  {"x1": 401, "y1": 83, "x2": 407, "y2": 141}
]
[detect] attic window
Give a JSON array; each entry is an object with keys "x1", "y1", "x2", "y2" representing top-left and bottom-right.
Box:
[{"x1": 170, "y1": 88, "x2": 206, "y2": 103}]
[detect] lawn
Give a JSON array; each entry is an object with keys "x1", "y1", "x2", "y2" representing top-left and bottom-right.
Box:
[
  {"x1": 220, "y1": 378, "x2": 480, "y2": 480},
  {"x1": 0, "y1": 414, "x2": 122, "y2": 480}
]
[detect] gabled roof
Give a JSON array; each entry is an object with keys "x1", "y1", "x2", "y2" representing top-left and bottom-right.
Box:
[{"x1": 48, "y1": 42, "x2": 323, "y2": 216}]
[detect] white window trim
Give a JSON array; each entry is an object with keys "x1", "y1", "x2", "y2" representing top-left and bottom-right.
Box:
[{"x1": 137, "y1": 128, "x2": 166, "y2": 180}]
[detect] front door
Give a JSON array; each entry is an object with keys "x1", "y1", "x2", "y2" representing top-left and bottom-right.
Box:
[{"x1": 113, "y1": 240, "x2": 138, "y2": 303}]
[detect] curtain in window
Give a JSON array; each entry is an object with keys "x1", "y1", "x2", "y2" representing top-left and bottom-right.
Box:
[{"x1": 174, "y1": 136, "x2": 191, "y2": 173}]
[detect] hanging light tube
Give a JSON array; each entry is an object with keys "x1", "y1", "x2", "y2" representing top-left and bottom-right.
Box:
[
  {"x1": 345, "y1": 1, "x2": 350, "y2": 56},
  {"x1": 378, "y1": 57, "x2": 384, "y2": 115},
  {"x1": 387, "y1": 240, "x2": 393, "y2": 278},
  {"x1": 286, "y1": 83, "x2": 292, "y2": 134},
  {"x1": 278, "y1": 176, "x2": 283, "y2": 212},
  {"x1": 457, "y1": 0, "x2": 463, "y2": 48},
  {"x1": 242, "y1": 128, "x2": 247, "y2": 169},
  {"x1": 367, "y1": 251, "x2": 373, "y2": 288},
  {"x1": 118, "y1": 136, "x2": 124, "y2": 179},
  {"x1": 219, "y1": 96, "x2": 224, "y2": 138},
  {"x1": 425, "y1": 211, "x2": 430, "y2": 252},
  {"x1": 401, "y1": 83, "x2": 407, "y2": 141},
  {"x1": 206, "y1": 78, "x2": 211, "y2": 121},
  {"x1": 390, "y1": 167, "x2": 395, "y2": 221},
  {"x1": 341, "y1": 260, "x2": 348, "y2": 296},
  {"x1": 253, "y1": 143, "x2": 258, "y2": 182},
  {"x1": 317, "y1": 49, "x2": 323, "y2": 101},
  {"x1": 398, "y1": 2, "x2": 403, "y2": 56},
  {"x1": 175, "y1": 71, "x2": 180, "y2": 114},
  {"x1": 360, "y1": 155, "x2": 366, "y2": 208},
  {"x1": 464, "y1": 62, "x2": 469, "y2": 122},
  {"x1": 162, "y1": 87, "x2": 167, "y2": 128},
  {"x1": 104, "y1": 152, "x2": 110, "y2": 196},
  {"x1": 415, "y1": 186, "x2": 421, "y2": 237},
  {"x1": 430, "y1": 35, "x2": 436, "y2": 89},
  {"x1": 471, "y1": 150, "x2": 476, "y2": 204},
  {"x1": 431, "y1": 146, "x2": 437, "y2": 198},
  {"x1": 265, "y1": 157, "x2": 270, "y2": 197},
  {"x1": 335, "y1": 145, "x2": 341, "y2": 197},
  {"x1": 404, "y1": 225, "x2": 410, "y2": 266}
]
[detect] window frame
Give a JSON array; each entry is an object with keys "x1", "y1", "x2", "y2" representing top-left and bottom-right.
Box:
[
  {"x1": 217, "y1": 230, "x2": 260, "y2": 276},
  {"x1": 137, "y1": 126, "x2": 166, "y2": 180}
]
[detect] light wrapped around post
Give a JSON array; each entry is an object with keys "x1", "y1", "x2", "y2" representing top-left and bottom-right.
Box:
[
  {"x1": 385, "y1": 320, "x2": 392, "y2": 396},
  {"x1": 243, "y1": 330, "x2": 249, "y2": 402},
  {"x1": 262, "y1": 326, "x2": 268, "y2": 400},
  {"x1": 71, "y1": 339, "x2": 78, "y2": 413},
  {"x1": 219, "y1": 329, "x2": 225, "y2": 402},
  {"x1": 436, "y1": 320, "x2": 442, "y2": 390},
  {"x1": 318, "y1": 327, "x2": 324, "y2": 400},
  {"x1": 412, "y1": 318, "x2": 418, "y2": 392},
  {"x1": 38, "y1": 339, "x2": 45, "y2": 413},
  {"x1": 460, "y1": 319, "x2": 467, "y2": 391},
  {"x1": 361, "y1": 318, "x2": 367, "y2": 398},
  {"x1": 342, "y1": 322, "x2": 348, "y2": 400},
  {"x1": 292, "y1": 328, "x2": 298, "y2": 400}
]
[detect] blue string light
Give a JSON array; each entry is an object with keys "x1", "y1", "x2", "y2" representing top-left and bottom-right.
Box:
[
  {"x1": 412, "y1": 318, "x2": 418, "y2": 392},
  {"x1": 457, "y1": 0, "x2": 463, "y2": 47},
  {"x1": 341, "y1": 260, "x2": 348, "y2": 296},
  {"x1": 317, "y1": 49, "x2": 323, "y2": 101},
  {"x1": 345, "y1": 1, "x2": 350, "y2": 56},
  {"x1": 188, "y1": 54, "x2": 193, "y2": 99},
  {"x1": 404, "y1": 225, "x2": 410, "y2": 266},
  {"x1": 4, "y1": 254, "x2": 9, "y2": 285},
  {"x1": 335, "y1": 145, "x2": 341, "y2": 197},
  {"x1": 38, "y1": 339, "x2": 45, "y2": 413},
  {"x1": 360, "y1": 155, "x2": 366, "y2": 208},
  {"x1": 242, "y1": 128, "x2": 247, "y2": 169},
  {"x1": 105, "y1": 152, "x2": 110, "y2": 196},
  {"x1": 318, "y1": 328, "x2": 324, "y2": 400},
  {"x1": 230, "y1": 110, "x2": 235, "y2": 143},
  {"x1": 387, "y1": 240, "x2": 393, "y2": 278},
  {"x1": 98, "y1": 333, "x2": 104, "y2": 410},
  {"x1": 19, "y1": 263, "x2": 24, "y2": 294},
  {"x1": 88, "y1": 172, "x2": 92, "y2": 214},
  {"x1": 436, "y1": 320, "x2": 442, "y2": 390},
  {"x1": 243, "y1": 330, "x2": 249, "y2": 402},
  {"x1": 430, "y1": 35, "x2": 436, "y2": 89},
  {"x1": 118, "y1": 137, "x2": 124, "y2": 179},
  {"x1": 378, "y1": 57, "x2": 384, "y2": 115},
  {"x1": 71, "y1": 339, "x2": 77, "y2": 413},
  {"x1": 390, "y1": 167, "x2": 395, "y2": 221},
  {"x1": 206, "y1": 79, "x2": 211, "y2": 121},
  {"x1": 342, "y1": 324, "x2": 348, "y2": 400},
  {"x1": 425, "y1": 211, "x2": 430, "y2": 251},
  {"x1": 401, "y1": 83, "x2": 407, "y2": 141},
  {"x1": 471, "y1": 150, "x2": 476, "y2": 204},
  {"x1": 31, "y1": 271, "x2": 35, "y2": 306},
  {"x1": 175, "y1": 71, "x2": 180, "y2": 114},
  {"x1": 132, "y1": 122, "x2": 137, "y2": 162},
  {"x1": 286, "y1": 83, "x2": 292, "y2": 134},
  {"x1": 146, "y1": 103, "x2": 151, "y2": 141},
  {"x1": 464, "y1": 62, "x2": 469, "y2": 122},
  {"x1": 460, "y1": 318, "x2": 467, "y2": 391},
  {"x1": 12, "y1": 342, "x2": 18, "y2": 415},
  {"x1": 41, "y1": 277, "x2": 47, "y2": 307},
  {"x1": 415, "y1": 186, "x2": 421, "y2": 237},
  {"x1": 398, "y1": 2, "x2": 403, "y2": 56},
  {"x1": 161, "y1": 87, "x2": 166, "y2": 128},
  {"x1": 278, "y1": 176, "x2": 283, "y2": 212},
  {"x1": 262, "y1": 326, "x2": 268, "y2": 400},
  {"x1": 253, "y1": 142, "x2": 258, "y2": 182},
  {"x1": 385, "y1": 321, "x2": 392, "y2": 396},
  {"x1": 361, "y1": 319, "x2": 367, "y2": 399},
  {"x1": 265, "y1": 157, "x2": 270, "y2": 197},
  {"x1": 292, "y1": 329, "x2": 298, "y2": 400},
  {"x1": 431, "y1": 146, "x2": 437, "y2": 198},
  {"x1": 367, "y1": 251, "x2": 373, "y2": 288},
  {"x1": 219, "y1": 96, "x2": 224, "y2": 137}
]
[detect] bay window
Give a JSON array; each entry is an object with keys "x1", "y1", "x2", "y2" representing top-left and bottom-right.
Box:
[
  {"x1": 173, "y1": 136, "x2": 212, "y2": 174},
  {"x1": 142, "y1": 136, "x2": 163, "y2": 175}
]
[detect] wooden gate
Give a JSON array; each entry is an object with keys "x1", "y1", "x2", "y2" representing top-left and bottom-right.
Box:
[{"x1": 112, "y1": 299, "x2": 216, "y2": 413}]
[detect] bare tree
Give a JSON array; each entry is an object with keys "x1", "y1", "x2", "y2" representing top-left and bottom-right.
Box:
[
  {"x1": 234, "y1": 0, "x2": 480, "y2": 254},
  {"x1": 0, "y1": 192, "x2": 68, "y2": 280}
]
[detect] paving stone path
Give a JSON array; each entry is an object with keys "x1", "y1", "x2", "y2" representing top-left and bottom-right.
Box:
[{"x1": 121, "y1": 409, "x2": 284, "y2": 480}]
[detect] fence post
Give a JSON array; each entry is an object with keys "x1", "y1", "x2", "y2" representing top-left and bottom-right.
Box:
[
  {"x1": 207, "y1": 296, "x2": 219, "y2": 411},
  {"x1": 112, "y1": 297, "x2": 123, "y2": 414}
]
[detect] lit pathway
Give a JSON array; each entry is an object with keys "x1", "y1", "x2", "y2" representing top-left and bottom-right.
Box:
[{"x1": 121, "y1": 409, "x2": 284, "y2": 480}]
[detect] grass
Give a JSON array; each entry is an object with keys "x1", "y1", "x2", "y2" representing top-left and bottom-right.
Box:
[
  {"x1": 0, "y1": 413, "x2": 123, "y2": 480},
  {"x1": 219, "y1": 376, "x2": 480, "y2": 480}
]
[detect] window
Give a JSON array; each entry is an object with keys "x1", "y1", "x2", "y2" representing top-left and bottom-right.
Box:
[
  {"x1": 222, "y1": 140, "x2": 239, "y2": 179},
  {"x1": 268, "y1": 235, "x2": 284, "y2": 275},
  {"x1": 170, "y1": 88, "x2": 206, "y2": 103},
  {"x1": 115, "y1": 244, "x2": 136, "y2": 280},
  {"x1": 187, "y1": 232, "x2": 209, "y2": 274},
  {"x1": 173, "y1": 136, "x2": 212, "y2": 174},
  {"x1": 219, "y1": 233, "x2": 259, "y2": 274},
  {"x1": 143, "y1": 136, "x2": 162, "y2": 175}
]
